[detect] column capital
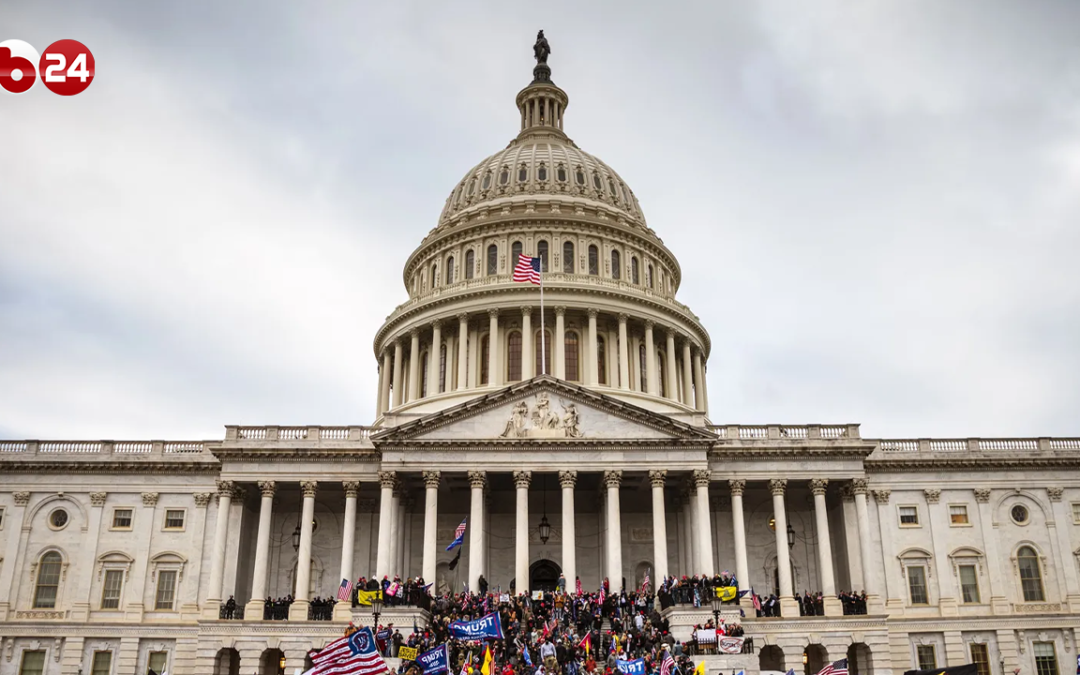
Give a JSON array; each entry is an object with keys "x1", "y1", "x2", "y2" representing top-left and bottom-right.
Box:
[
  {"x1": 423, "y1": 470, "x2": 441, "y2": 489},
  {"x1": 729, "y1": 479, "x2": 746, "y2": 496},
  {"x1": 301, "y1": 481, "x2": 318, "y2": 498},
  {"x1": 851, "y1": 478, "x2": 869, "y2": 495},
  {"x1": 258, "y1": 481, "x2": 277, "y2": 498},
  {"x1": 603, "y1": 470, "x2": 623, "y2": 489},
  {"x1": 13, "y1": 491, "x2": 30, "y2": 506},
  {"x1": 457, "y1": 312, "x2": 469, "y2": 323},
  {"x1": 468, "y1": 470, "x2": 487, "y2": 489},
  {"x1": 587, "y1": 308, "x2": 599, "y2": 318},
  {"x1": 513, "y1": 470, "x2": 533, "y2": 489},
  {"x1": 1047, "y1": 486, "x2": 1063, "y2": 502},
  {"x1": 617, "y1": 313, "x2": 629, "y2": 324},
  {"x1": 215, "y1": 480, "x2": 235, "y2": 497},
  {"x1": 142, "y1": 492, "x2": 160, "y2": 507},
  {"x1": 193, "y1": 493, "x2": 213, "y2": 508},
  {"x1": 644, "y1": 319, "x2": 654, "y2": 330},
  {"x1": 872, "y1": 489, "x2": 891, "y2": 504},
  {"x1": 809, "y1": 479, "x2": 829, "y2": 496},
  {"x1": 89, "y1": 492, "x2": 107, "y2": 507},
  {"x1": 431, "y1": 318, "x2": 442, "y2": 330},
  {"x1": 410, "y1": 327, "x2": 421, "y2": 338},
  {"x1": 692, "y1": 469, "x2": 711, "y2": 488},
  {"x1": 974, "y1": 488, "x2": 991, "y2": 503},
  {"x1": 521, "y1": 306, "x2": 533, "y2": 317},
  {"x1": 648, "y1": 469, "x2": 667, "y2": 488},
  {"x1": 768, "y1": 478, "x2": 787, "y2": 496},
  {"x1": 378, "y1": 471, "x2": 397, "y2": 489},
  {"x1": 554, "y1": 306, "x2": 566, "y2": 317},
  {"x1": 559, "y1": 470, "x2": 578, "y2": 489},
  {"x1": 923, "y1": 488, "x2": 941, "y2": 504},
  {"x1": 343, "y1": 481, "x2": 361, "y2": 498},
  {"x1": 487, "y1": 308, "x2": 500, "y2": 318}
]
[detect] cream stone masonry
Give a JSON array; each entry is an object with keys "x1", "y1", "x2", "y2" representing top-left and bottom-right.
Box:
[{"x1": 3, "y1": 37, "x2": 1080, "y2": 675}]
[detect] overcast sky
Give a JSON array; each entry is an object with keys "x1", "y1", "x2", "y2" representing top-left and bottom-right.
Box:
[{"x1": 2, "y1": 1, "x2": 1078, "y2": 441}]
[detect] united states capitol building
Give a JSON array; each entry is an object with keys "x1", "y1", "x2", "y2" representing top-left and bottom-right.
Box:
[{"x1": 1, "y1": 38, "x2": 1078, "y2": 675}]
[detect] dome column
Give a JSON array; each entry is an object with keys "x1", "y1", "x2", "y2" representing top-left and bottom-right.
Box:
[
  {"x1": 617, "y1": 314, "x2": 630, "y2": 390},
  {"x1": 521, "y1": 307, "x2": 534, "y2": 379},
  {"x1": 554, "y1": 307, "x2": 566, "y2": 379},
  {"x1": 665, "y1": 330, "x2": 678, "y2": 402},
  {"x1": 681, "y1": 338, "x2": 694, "y2": 406},
  {"x1": 392, "y1": 340, "x2": 405, "y2": 408},
  {"x1": 429, "y1": 320, "x2": 442, "y2": 396},
  {"x1": 456, "y1": 314, "x2": 469, "y2": 391},
  {"x1": 586, "y1": 309, "x2": 599, "y2": 386},
  {"x1": 644, "y1": 321, "x2": 658, "y2": 396},
  {"x1": 692, "y1": 349, "x2": 706, "y2": 413},
  {"x1": 488, "y1": 309, "x2": 501, "y2": 387},
  {"x1": 408, "y1": 329, "x2": 421, "y2": 401},
  {"x1": 379, "y1": 351, "x2": 392, "y2": 415}
]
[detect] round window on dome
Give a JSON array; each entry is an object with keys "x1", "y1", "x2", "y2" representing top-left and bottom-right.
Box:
[
  {"x1": 538, "y1": 165, "x2": 548, "y2": 181},
  {"x1": 499, "y1": 168, "x2": 510, "y2": 185},
  {"x1": 557, "y1": 165, "x2": 567, "y2": 182},
  {"x1": 1011, "y1": 504, "x2": 1030, "y2": 525},
  {"x1": 50, "y1": 509, "x2": 69, "y2": 529}
]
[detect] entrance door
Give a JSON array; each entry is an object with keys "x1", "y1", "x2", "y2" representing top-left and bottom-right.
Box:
[{"x1": 530, "y1": 559, "x2": 561, "y2": 592}]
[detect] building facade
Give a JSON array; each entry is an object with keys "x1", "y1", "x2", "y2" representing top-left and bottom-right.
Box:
[{"x1": 1, "y1": 45, "x2": 1079, "y2": 675}]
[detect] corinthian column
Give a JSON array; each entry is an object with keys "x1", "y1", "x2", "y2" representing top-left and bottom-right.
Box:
[
  {"x1": 587, "y1": 309, "x2": 599, "y2": 385},
  {"x1": 392, "y1": 340, "x2": 405, "y2": 407},
  {"x1": 429, "y1": 320, "x2": 442, "y2": 396},
  {"x1": 560, "y1": 471, "x2": 578, "y2": 589},
  {"x1": 422, "y1": 471, "x2": 440, "y2": 587},
  {"x1": 408, "y1": 329, "x2": 421, "y2": 401},
  {"x1": 334, "y1": 481, "x2": 360, "y2": 621},
  {"x1": 729, "y1": 480, "x2": 751, "y2": 608},
  {"x1": 246, "y1": 481, "x2": 276, "y2": 619},
  {"x1": 379, "y1": 351, "x2": 392, "y2": 416},
  {"x1": 289, "y1": 481, "x2": 318, "y2": 620},
  {"x1": 770, "y1": 479, "x2": 798, "y2": 616},
  {"x1": 681, "y1": 339, "x2": 694, "y2": 405},
  {"x1": 852, "y1": 478, "x2": 882, "y2": 612},
  {"x1": 468, "y1": 471, "x2": 486, "y2": 592},
  {"x1": 644, "y1": 321, "x2": 658, "y2": 395},
  {"x1": 810, "y1": 479, "x2": 842, "y2": 616},
  {"x1": 693, "y1": 470, "x2": 714, "y2": 575},
  {"x1": 617, "y1": 314, "x2": 630, "y2": 390},
  {"x1": 522, "y1": 307, "x2": 534, "y2": 379},
  {"x1": 375, "y1": 472, "x2": 395, "y2": 579},
  {"x1": 554, "y1": 307, "x2": 566, "y2": 379},
  {"x1": 457, "y1": 314, "x2": 469, "y2": 391},
  {"x1": 649, "y1": 470, "x2": 669, "y2": 583},
  {"x1": 665, "y1": 331, "x2": 678, "y2": 401},
  {"x1": 204, "y1": 480, "x2": 234, "y2": 616},
  {"x1": 604, "y1": 470, "x2": 624, "y2": 592},
  {"x1": 488, "y1": 309, "x2": 500, "y2": 386},
  {"x1": 692, "y1": 350, "x2": 706, "y2": 413},
  {"x1": 514, "y1": 471, "x2": 532, "y2": 594}
]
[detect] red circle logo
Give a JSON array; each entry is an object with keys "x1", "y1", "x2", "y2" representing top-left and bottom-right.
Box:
[
  {"x1": 39, "y1": 39, "x2": 95, "y2": 96},
  {"x1": 0, "y1": 39, "x2": 40, "y2": 94}
]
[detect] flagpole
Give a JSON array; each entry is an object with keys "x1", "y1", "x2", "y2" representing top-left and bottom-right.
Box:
[{"x1": 539, "y1": 256, "x2": 546, "y2": 375}]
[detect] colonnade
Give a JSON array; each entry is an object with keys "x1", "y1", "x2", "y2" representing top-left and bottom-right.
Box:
[
  {"x1": 375, "y1": 308, "x2": 710, "y2": 417},
  {"x1": 206, "y1": 474, "x2": 878, "y2": 621}
]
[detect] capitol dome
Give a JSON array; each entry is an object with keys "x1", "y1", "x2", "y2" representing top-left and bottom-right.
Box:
[{"x1": 373, "y1": 45, "x2": 712, "y2": 425}]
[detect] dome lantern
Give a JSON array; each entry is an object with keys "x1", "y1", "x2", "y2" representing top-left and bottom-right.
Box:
[{"x1": 516, "y1": 30, "x2": 568, "y2": 139}]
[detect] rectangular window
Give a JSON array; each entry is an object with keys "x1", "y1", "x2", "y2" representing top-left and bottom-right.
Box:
[
  {"x1": 970, "y1": 643, "x2": 991, "y2": 675},
  {"x1": 1033, "y1": 642, "x2": 1058, "y2": 675},
  {"x1": 155, "y1": 570, "x2": 177, "y2": 610},
  {"x1": 959, "y1": 565, "x2": 980, "y2": 604},
  {"x1": 91, "y1": 651, "x2": 112, "y2": 675},
  {"x1": 1072, "y1": 503, "x2": 1080, "y2": 524},
  {"x1": 949, "y1": 504, "x2": 969, "y2": 525},
  {"x1": 19, "y1": 651, "x2": 46, "y2": 675},
  {"x1": 111, "y1": 508, "x2": 133, "y2": 529},
  {"x1": 0, "y1": 506, "x2": 5, "y2": 529},
  {"x1": 148, "y1": 651, "x2": 168, "y2": 674},
  {"x1": 907, "y1": 566, "x2": 929, "y2": 605},
  {"x1": 916, "y1": 645, "x2": 937, "y2": 671},
  {"x1": 163, "y1": 509, "x2": 185, "y2": 530},
  {"x1": 101, "y1": 569, "x2": 124, "y2": 609},
  {"x1": 899, "y1": 506, "x2": 920, "y2": 526}
]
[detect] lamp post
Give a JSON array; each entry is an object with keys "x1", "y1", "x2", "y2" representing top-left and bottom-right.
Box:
[
  {"x1": 371, "y1": 592, "x2": 383, "y2": 630},
  {"x1": 710, "y1": 591, "x2": 723, "y2": 629}
]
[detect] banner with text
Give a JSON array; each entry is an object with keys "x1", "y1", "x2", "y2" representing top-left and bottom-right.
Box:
[
  {"x1": 717, "y1": 637, "x2": 745, "y2": 654},
  {"x1": 449, "y1": 612, "x2": 505, "y2": 640},
  {"x1": 398, "y1": 647, "x2": 418, "y2": 662},
  {"x1": 418, "y1": 645, "x2": 450, "y2": 675},
  {"x1": 616, "y1": 660, "x2": 647, "y2": 675}
]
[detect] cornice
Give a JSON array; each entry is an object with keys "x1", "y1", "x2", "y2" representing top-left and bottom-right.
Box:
[
  {"x1": 710, "y1": 444, "x2": 876, "y2": 461},
  {"x1": 209, "y1": 448, "x2": 381, "y2": 463},
  {"x1": 866, "y1": 456, "x2": 1080, "y2": 472},
  {"x1": 0, "y1": 461, "x2": 220, "y2": 475}
]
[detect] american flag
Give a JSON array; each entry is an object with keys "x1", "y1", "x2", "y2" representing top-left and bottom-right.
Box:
[
  {"x1": 815, "y1": 659, "x2": 849, "y2": 675},
  {"x1": 512, "y1": 254, "x2": 541, "y2": 285},
  {"x1": 306, "y1": 627, "x2": 390, "y2": 675},
  {"x1": 640, "y1": 568, "x2": 651, "y2": 594},
  {"x1": 660, "y1": 649, "x2": 678, "y2": 675},
  {"x1": 751, "y1": 589, "x2": 762, "y2": 612},
  {"x1": 446, "y1": 518, "x2": 467, "y2": 551},
  {"x1": 575, "y1": 577, "x2": 582, "y2": 596},
  {"x1": 337, "y1": 577, "x2": 353, "y2": 602}
]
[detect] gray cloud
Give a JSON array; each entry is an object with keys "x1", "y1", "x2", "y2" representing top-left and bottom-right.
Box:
[{"x1": 1, "y1": 0, "x2": 1078, "y2": 439}]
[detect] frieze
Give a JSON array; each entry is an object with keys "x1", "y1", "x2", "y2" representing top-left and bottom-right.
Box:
[
  {"x1": 14, "y1": 610, "x2": 69, "y2": 620},
  {"x1": 499, "y1": 392, "x2": 583, "y2": 439}
]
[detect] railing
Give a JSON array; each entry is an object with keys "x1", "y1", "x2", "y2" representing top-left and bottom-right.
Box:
[
  {"x1": 226, "y1": 426, "x2": 374, "y2": 442},
  {"x1": 706, "y1": 424, "x2": 862, "y2": 440},
  {"x1": 0, "y1": 441, "x2": 208, "y2": 457},
  {"x1": 877, "y1": 438, "x2": 1080, "y2": 454},
  {"x1": 219, "y1": 605, "x2": 245, "y2": 620},
  {"x1": 0, "y1": 442, "x2": 28, "y2": 452}
]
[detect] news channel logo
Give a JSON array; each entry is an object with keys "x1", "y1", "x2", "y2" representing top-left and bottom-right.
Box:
[{"x1": 0, "y1": 38, "x2": 95, "y2": 95}]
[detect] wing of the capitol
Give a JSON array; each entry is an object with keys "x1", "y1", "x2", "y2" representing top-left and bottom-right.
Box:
[{"x1": 2, "y1": 38, "x2": 1079, "y2": 675}]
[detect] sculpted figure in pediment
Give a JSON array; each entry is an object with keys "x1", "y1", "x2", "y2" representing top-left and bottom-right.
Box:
[
  {"x1": 561, "y1": 401, "x2": 583, "y2": 438},
  {"x1": 499, "y1": 401, "x2": 530, "y2": 438},
  {"x1": 532, "y1": 392, "x2": 562, "y2": 429}
]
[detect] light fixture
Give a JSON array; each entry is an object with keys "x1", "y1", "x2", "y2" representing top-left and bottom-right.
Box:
[
  {"x1": 371, "y1": 592, "x2": 383, "y2": 627},
  {"x1": 292, "y1": 523, "x2": 301, "y2": 552},
  {"x1": 787, "y1": 523, "x2": 795, "y2": 549},
  {"x1": 538, "y1": 474, "x2": 551, "y2": 544},
  {"x1": 280, "y1": 654, "x2": 287, "y2": 669},
  {"x1": 802, "y1": 652, "x2": 808, "y2": 665},
  {"x1": 711, "y1": 591, "x2": 723, "y2": 627},
  {"x1": 768, "y1": 517, "x2": 776, "y2": 531}
]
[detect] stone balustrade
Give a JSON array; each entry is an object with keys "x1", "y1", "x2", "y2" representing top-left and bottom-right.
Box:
[
  {"x1": 0, "y1": 440, "x2": 207, "y2": 455},
  {"x1": 707, "y1": 424, "x2": 861, "y2": 440},
  {"x1": 876, "y1": 437, "x2": 1079, "y2": 452},
  {"x1": 225, "y1": 425, "x2": 374, "y2": 442}
]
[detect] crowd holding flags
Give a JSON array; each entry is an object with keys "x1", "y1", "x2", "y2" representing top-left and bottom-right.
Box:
[
  {"x1": 816, "y1": 658, "x2": 849, "y2": 675},
  {"x1": 304, "y1": 626, "x2": 390, "y2": 675},
  {"x1": 337, "y1": 578, "x2": 354, "y2": 603}
]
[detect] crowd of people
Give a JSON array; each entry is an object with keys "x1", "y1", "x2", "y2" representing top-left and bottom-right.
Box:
[{"x1": 263, "y1": 594, "x2": 294, "y2": 620}]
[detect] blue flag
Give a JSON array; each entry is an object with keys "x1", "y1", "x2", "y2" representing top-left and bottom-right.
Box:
[
  {"x1": 615, "y1": 660, "x2": 646, "y2": 675},
  {"x1": 523, "y1": 645, "x2": 533, "y2": 668},
  {"x1": 347, "y1": 626, "x2": 380, "y2": 655},
  {"x1": 446, "y1": 518, "x2": 467, "y2": 551},
  {"x1": 449, "y1": 612, "x2": 505, "y2": 640},
  {"x1": 419, "y1": 644, "x2": 450, "y2": 675}
]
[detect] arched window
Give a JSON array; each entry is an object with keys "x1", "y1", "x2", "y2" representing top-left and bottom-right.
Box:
[
  {"x1": 511, "y1": 241, "x2": 523, "y2": 272},
  {"x1": 639, "y1": 344, "x2": 648, "y2": 392},
  {"x1": 537, "y1": 240, "x2": 549, "y2": 272},
  {"x1": 480, "y1": 335, "x2": 490, "y2": 385},
  {"x1": 420, "y1": 351, "x2": 429, "y2": 397},
  {"x1": 593, "y1": 173, "x2": 603, "y2": 191},
  {"x1": 588, "y1": 245, "x2": 599, "y2": 276},
  {"x1": 557, "y1": 165, "x2": 567, "y2": 182},
  {"x1": 465, "y1": 250, "x2": 475, "y2": 280},
  {"x1": 611, "y1": 250, "x2": 621, "y2": 280},
  {"x1": 537, "y1": 164, "x2": 548, "y2": 181},
  {"x1": 1017, "y1": 546, "x2": 1044, "y2": 601},
  {"x1": 446, "y1": 256, "x2": 455, "y2": 285},
  {"x1": 597, "y1": 336, "x2": 607, "y2": 385},
  {"x1": 631, "y1": 257, "x2": 640, "y2": 285},
  {"x1": 535, "y1": 330, "x2": 552, "y2": 376},
  {"x1": 576, "y1": 168, "x2": 586, "y2": 185},
  {"x1": 467, "y1": 178, "x2": 477, "y2": 196},
  {"x1": 518, "y1": 164, "x2": 528, "y2": 183},
  {"x1": 439, "y1": 343, "x2": 447, "y2": 393},
  {"x1": 499, "y1": 167, "x2": 510, "y2": 185},
  {"x1": 507, "y1": 331, "x2": 523, "y2": 381},
  {"x1": 487, "y1": 245, "x2": 498, "y2": 276},
  {"x1": 565, "y1": 331, "x2": 580, "y2": 381},
  {"x1": 648, "y1": 264, "x2": 654, "y2": 289},
  {"x1": 34, "y1": 551, "x2": 62, "y2": 608},
  {"x1": 481, "y1": 172, "x2": 492, "y2": 191},
  {"x1": 563, "y1": 241, "x2": 575, "y2": 273},
  {"x1": 430, "y1": 263, "x2": 438, "y2": 289}
]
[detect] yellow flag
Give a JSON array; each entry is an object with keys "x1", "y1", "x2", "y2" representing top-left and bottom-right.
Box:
[
  {"x1": 693, "y1": 660, "x2": 706, "y2": 675},
  {"x1": 355, "y1": 589, "x2": 383, "y2": 606},
  {"x1": 715, "y1": 586, "x2": 737, "y2": 602},
  {"x1": 481, "y1": 645, "x2": 493, "y2": 675}
]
